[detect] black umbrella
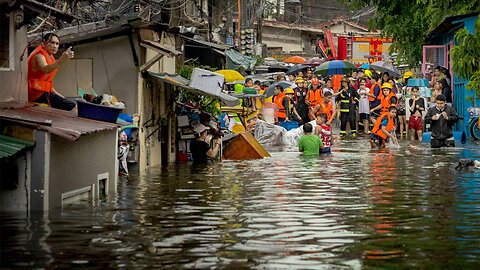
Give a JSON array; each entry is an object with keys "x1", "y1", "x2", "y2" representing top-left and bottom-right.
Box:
[
  {"x1": 370, "y1": 61, "x2": 401, "y2": 77},
  {"x1": 265, "y1": 81, "x2": 293, "y2": 98},
  {"x1": 286, "y1": 64, "x2": 311, "y2": 75}
]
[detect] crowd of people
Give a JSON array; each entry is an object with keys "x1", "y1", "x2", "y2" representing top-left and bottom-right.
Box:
[{"x1": 238, "y1": 65, "x2": 458, "y2": 154}]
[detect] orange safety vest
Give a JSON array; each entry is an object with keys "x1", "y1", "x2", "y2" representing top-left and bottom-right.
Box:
[
  {"x1": 369, "y1": 82, "x2": 381, "y2": 102},
  {"x1": 308, "y1": 88, "x2": 323, "y2": 108},
  {"x1": 371, "y1": 112, "x2": 395, "y2": 139},
  {"x1": 318, "y1": 100, "x2": 334, "y2": 121},
  {"x1": 332, "y1": 74, "x2": 343, "y2": 92},
  {"x1": 28, "y1": 45, "x2": 57, "y2": 101},
  {"x1": 380, "y1": 92, "x2": 397, "y2": 113},
  {"x1": 273, "y1": 92, "x2": 287, "y2": 119}
]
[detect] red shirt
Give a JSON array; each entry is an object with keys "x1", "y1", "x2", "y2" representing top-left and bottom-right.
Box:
[{"x1": 319, "y1": 124, "x2": 332, "y2": 148}]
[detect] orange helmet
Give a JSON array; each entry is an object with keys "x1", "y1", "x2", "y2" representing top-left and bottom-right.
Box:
[{"x1": 311, "y1": 78, "x2": 320, "y2": 85}]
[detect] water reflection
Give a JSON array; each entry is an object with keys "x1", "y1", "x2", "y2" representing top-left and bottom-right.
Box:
[{"x1": 1, "y1": 140, "x2": 479, "y2": 269}]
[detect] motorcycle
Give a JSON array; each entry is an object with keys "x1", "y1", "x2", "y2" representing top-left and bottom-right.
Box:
[{"x1": 467, "y1": 107, "x2": 480, "y2": 140}]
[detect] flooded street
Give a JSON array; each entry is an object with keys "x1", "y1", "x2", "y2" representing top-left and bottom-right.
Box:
[{"x1": 1, "y1": 139, "x2": 480, "y2": 269}]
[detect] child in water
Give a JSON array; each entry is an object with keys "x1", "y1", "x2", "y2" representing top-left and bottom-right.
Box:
[{"x1": 315, "y1": 113, "x2": 332, "y2": 154}]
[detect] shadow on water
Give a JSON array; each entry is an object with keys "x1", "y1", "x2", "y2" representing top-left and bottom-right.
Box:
[{"x1": 1, "y1": 139, "x2": 479, "y2": 269}]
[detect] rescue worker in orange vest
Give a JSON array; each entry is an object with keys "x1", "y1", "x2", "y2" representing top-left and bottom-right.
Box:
[
  {"x1": 309, "y1": 91, "x2": 335, "y2": 125},
  {"x1": 370, "y1": 106, "x2": 398, "y2": 149},
  {"x1": 370, "y1": 82, "x2": 398, "y2": 124},
  {"x1": 273, "y1": 85, "x2": 290, "y2": 123},
  {"x1": 368, "y1": 73, "x2": 382, "y2": 123},
  {"x1": 28, "y1": 33, "x2": 76, "y2": 111},
  {"x1": 306, "y1": 77, "x2": 323, "y2": 118}
]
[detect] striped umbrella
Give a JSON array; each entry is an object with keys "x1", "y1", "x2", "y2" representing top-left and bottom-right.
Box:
[{"x1": 314, "y1": 60, "x2": 358, "y2": 76}]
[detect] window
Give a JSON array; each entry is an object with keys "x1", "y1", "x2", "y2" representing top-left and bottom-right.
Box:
[{"x1": 0, "y1": 12, "x2": 14, "y2": 70}]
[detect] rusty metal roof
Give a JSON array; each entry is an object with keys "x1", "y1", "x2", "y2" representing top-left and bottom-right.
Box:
[{"x1": 0, "y1": 101, "x2": 118, "y2": 141}]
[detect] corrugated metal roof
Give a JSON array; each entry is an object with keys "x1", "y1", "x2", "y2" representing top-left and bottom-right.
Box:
[
  {"x1": 0, "y1": 102, "x2": 118, "y2": 141},
  {"x1": 0, "y1": 134, "x2": 35, "y2": 160},
  {"x1": 147, "y1": 72, "x2": 240, "y2": 107},
  {"x1": 182, "y1": 36, "x2": 231, "y2": 51}
]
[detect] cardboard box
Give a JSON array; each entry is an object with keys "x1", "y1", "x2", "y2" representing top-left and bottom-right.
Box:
[{"x1": 189, "y1": 68, "x2": 224, "y2": 96}]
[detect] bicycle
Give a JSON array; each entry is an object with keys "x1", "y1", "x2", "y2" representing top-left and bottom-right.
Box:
[{"x1": 466, "y1": 107, "x2": 480, "y2": 140}]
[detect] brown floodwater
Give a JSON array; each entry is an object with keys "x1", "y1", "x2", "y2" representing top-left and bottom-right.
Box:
[{"x1": 1, "y1": 138, "x2": 479, "y2": 269}]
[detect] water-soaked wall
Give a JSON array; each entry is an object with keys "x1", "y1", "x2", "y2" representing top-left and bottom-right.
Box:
[
  {"x1": 55, "y1": 35, "x2": 139, "y2": 114},
  {"x1": 0, "y1": 153, "x2": 30, "y2": 211},
  {"x1": 0, "y1": 15, "x2": 28, "y2": 102},
  {"x1": 48, "y1": 130, "x2": 117, "y2": 209}
]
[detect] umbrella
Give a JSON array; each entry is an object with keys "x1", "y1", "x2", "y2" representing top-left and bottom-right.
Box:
[
  {"x1": 314, "y1": 60, "x2": 358, "y2": 76},
  {"x1": 283, "y1": 56, "x2": 306, "y2": 64},
  {"x1": 370, "y1": 61, "x2": 401, "y2": 77},
  {"x1": 359, "y1": 63, "x2": 370, "y2": 69},
  {"x1": 406, "y1": 78, "x2": 429, "y2": 87},
  {"x1": 265, "y1": 81, "x2": 292, "y2": 98},
  {"x1": 304, "y1": 57, "x2": 326, "y2": 66},
  {"x1": 286, "y1": 64, "x2": 310, "y2": 75},
  {"x1": 216, "y1": 70, "x2": 245, "y2": 83}
]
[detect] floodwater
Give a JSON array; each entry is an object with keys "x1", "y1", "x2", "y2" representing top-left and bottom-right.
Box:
[{"x1": 1, "y1": 138, "x2": 480, "y2": 269}]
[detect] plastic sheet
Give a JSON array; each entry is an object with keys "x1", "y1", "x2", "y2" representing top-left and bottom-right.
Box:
[
  {"x1": 283, "y1": 120, "x2": 317, "y2": 147},
  {"x1": 254, "y1": 119, "x2": 318, "y2": 147},
  {"x1": 254, "y1": 120, "x2": 286, "y2": 146}
]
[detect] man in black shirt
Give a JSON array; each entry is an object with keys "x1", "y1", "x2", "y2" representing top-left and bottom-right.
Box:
[
  {"x1": 190, "y1": 124, "x2": 222, "y2": 163},
  {"x1": 424, "y1": 94, "x2": 458, "y2": 148}
]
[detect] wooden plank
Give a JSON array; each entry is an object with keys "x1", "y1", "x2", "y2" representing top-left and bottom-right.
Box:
[
  {"x1": 139, "y1": 53, "x2": 163, "y2": 72},
  {"x1": 223, "y1": 132, "x2": 270, "y2": 160}
]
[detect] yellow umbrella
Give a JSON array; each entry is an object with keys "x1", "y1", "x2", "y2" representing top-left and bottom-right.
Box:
[{"x1": 216, "y1": 70, "x2": 245, "y2": 83}]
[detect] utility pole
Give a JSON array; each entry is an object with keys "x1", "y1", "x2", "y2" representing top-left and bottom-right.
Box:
[
  {"x1": 276, "y1": 0, "x2": 281, "y2": 20},
  {"x1": 226, "y1": 0, "x2": 233, "y2": 44},
  {"x1": 237, "y1": 0, "x2": 241, "y2": 47},
  {"x1": 207, "y1": 0, "x2": 213, "y2": 41}
]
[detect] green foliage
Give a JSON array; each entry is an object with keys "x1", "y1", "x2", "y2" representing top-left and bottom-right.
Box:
[
  {"x1": 452, "y1": 17, "x2": 480, "y2": 99},
  {"x1": 178, "y1": 60, "x2": 221, "y2": 116},
  {"x1": 340, "y1": 0, "x2": 480, "y2": 67},
  {"x1": 253, "y1": 54, "x2": 264, "y2": 67}
]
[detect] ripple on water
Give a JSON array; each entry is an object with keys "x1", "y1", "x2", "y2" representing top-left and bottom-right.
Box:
[{"x1": 1, "y1": 140, "x2": 479, "y2": 269}]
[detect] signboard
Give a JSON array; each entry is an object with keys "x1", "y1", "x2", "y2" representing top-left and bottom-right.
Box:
[{"x1": 350, "y1": 37, "x2": 393, "y2": 64}]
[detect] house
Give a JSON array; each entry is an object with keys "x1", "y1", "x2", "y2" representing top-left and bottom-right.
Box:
[
  {"x1": 0, "y1": 102, "x2": 118, "y2": 212},
  {"x1": 42, "y1": 21, "x2": 182, "y2": 169},
  {"x1": 423, "y1": 12, "x2": 480, "y2": 134},
  {"x1": 261, "y1": 20, "x2": 324, "y2": 55},
  {"x1": 261, "y1": 18, "x2": 385, "y2": 61},
  {"x1": 0, "y1": 0, "x2": 74, "y2": 102},
  {"x1": 0, "y1": 2, "x2": 119, "y2": 212}
]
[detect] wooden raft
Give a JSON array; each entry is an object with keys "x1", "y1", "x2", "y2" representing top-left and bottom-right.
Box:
[{"x1": 223, "y1": 132, "x2": 270, "y2": 160}]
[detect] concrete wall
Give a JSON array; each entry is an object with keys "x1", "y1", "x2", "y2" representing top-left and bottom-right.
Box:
[
  {"x1": 0, "y1": 152, "x2": 31, "y2": 212},
  {"x1": 48, "y1": 130, "x2": 118, "y2": 209},
  {"x1": 55, "y1": 35, "x2": 139, "y2": 114},
  {"x1": 262, "y1": 26, "x2": 305, "y2": 53},
  {"x1": 0, "y1": 16, "x2": 28, "y2": 102},
  {"x1": 138, "y1": 32, "x2": 177, "y2": 170}
]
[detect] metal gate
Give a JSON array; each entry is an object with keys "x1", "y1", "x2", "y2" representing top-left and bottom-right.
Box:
[{"x1": 422, "y1": 45, "x2": 448, "y2": 76}]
